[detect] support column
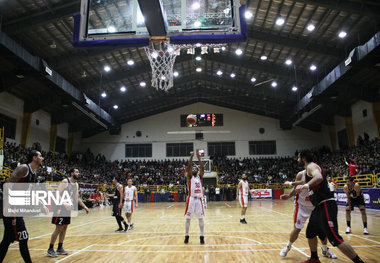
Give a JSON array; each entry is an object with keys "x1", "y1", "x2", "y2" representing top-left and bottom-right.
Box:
[
  {"x1": 328, "y1": 125, "x2": 337, "y2": 152},
  {"x1": 49, "y1": 124, "x2": 57, "y2": 152},
  {"x1": 372, "y1": 102, "x2": 380, "y2": 138},
  {"x1": 67, "y1": 132, "x2": 74, "y2": 156},
  {"x1": 20, "y1": 112, "x2": 32, "y2": 148},
  {"x1": 344, "y1": 117, "x2": 355, "y2": 147}
]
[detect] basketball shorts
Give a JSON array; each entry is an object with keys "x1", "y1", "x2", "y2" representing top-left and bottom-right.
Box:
[
  {"x1": 124, "y1": 200, "x2": 134, "y2": 213},
  {"x1": 239, "y1": 195, "x2": 248, "y2": 208},
  {"x1": 184, "y1": 196, "x2": 204, "y2": 219},
  {"x1": 294, "y1": 203, "x2": 314, "y2": 230},
  {"x1": 346, "y1": 197, "x2": 365, "y2": 210},
  {"x1": 2, "y1": 216, "x2": 29, "y2": 242},
  {"x1": 306, "y1": 200, "x2": 344, "y2": 247},
  {"x1": 52, "y1": 215, "x2": 71, "y2": 225},
  {"x1": 112, "y1": 203, "x2": 123, "y2": 217}
]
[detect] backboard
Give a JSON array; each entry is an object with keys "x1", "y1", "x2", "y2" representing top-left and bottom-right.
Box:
[{"x1": 74, "y1": 0, "x2": 247, "y2": 47}]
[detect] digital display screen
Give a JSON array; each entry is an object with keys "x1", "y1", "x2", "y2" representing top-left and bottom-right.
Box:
[{"x1": 181, "y1": 114, "x2": 223, "y2": 127}]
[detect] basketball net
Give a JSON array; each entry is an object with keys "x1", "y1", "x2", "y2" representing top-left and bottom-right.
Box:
[{"x1": 144, "y1": 39, "x2": 180, "y2": 92}]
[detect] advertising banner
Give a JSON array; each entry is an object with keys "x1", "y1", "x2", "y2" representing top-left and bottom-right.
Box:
[
  {"x1": 251, "y1": 189, "x2": 272, "y2": 199},
  {"x1": 335, "y1": 188, "x2": 380, "y2": 210}
]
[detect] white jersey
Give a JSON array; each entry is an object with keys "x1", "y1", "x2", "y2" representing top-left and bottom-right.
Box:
[
  {"x1": 124, "y1": 186, "x2": 136, "y2": 201},
  {"x1": 296, "y1": 170, "x2": 313, "y2": 207},
  {"x1": 328, "y1": 182, "x2": 336, "y2": 192},
  {"x1": 189, "y1": 175, "x2": 203, "y2": 198},
  {"x1": 239, "y1": 180, "x2": 249, "y2": 196}
]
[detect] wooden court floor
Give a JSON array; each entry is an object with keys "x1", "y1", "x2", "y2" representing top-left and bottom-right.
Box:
[{"x1": 1, "y1": 200, "x2": 380, "y2": 263}]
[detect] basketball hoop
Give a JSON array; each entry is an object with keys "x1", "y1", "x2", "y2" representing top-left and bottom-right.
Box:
[
  {"x1": 144, "y1": 38, "x2": 180, "y2": 92},
  {"x1": 144, "y1": 38, "x2": 227, "y2": 92}
]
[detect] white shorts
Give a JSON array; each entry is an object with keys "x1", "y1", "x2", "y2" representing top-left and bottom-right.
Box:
[
  {"x1": 239, "y1": 195, "x2": 248, "y2": 208},
  {"x1": 184, "y1": 196, "x2": 204, "y2": 219},
  {"x1": 124, "y1": 200, "x2": 134, "y2": 214},
  {"x1": 294, "y1": 203, "x2": 314, "y2": 230}
]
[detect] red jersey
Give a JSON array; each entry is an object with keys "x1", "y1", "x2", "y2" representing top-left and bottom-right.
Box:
[{"x1": 347, "y1": 163, "x2": 357, "y2": 175}]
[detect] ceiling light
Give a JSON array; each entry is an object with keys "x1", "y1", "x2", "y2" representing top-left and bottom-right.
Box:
[
  {"x1": 151, "y1": 52, "x2": 158, "y2": 59},
  {"x1": 173, "y1": 71, "x2": 179, "y2": 77},
  {"x1": 230, "y1": 73, "x2": 236, "y2": 78},
  {"x1": 192, "y1": 2, "x2": 200, "y2": 10},
  {"x1": 140, "y1": 81, "x2": 146, "y2": 87},
  {"x1": 292, "y1": 86, "x2": 298, "y2": 92},
  {"x1": 216, "y1": 70, "x2": 223, "y2": 76},
  {"x1": 104, "y1": 66, "x2": 111, "y2": 72},
  {"x1": 113, "y1": 105, "x2": 119, "y2": 109},
  {"x1": 275, "y1": 17, "x2": 285, "y2": 26},
  {"x1": 285, "y1": 59, "x2": 292, "y2": 65},
  {"x1": 195, "y1": 43, "x2": 202, "y2": 47},
  {"x1": 127, "y1": 59, "x2": 134, "y2": 66},
  {"x1": 307, "y1": 24, "x2": 315, "y2": 32},
  {"x1": 107, "y1": 26, "x2": 116, "y2": 33},
  {"x1": 338, "y1": 31, "x2": 347, "y2": 38},
  {"x1": 235, "y1": 48, "x2": 243, "y2": 56},
  {"x1": 221, "y1": 46, "x2": 226, "y2": 51},
  {"x1": 50, "y1": 41, "x2": 56, "y2": 49},
  {"x1": 194, "y1": 21, "x2": 201, "y2": 27},
  {"x1": 161, "y1": 76, "x2": 166, "y2": 80},
  {"x1": 271, "y1": 81, "x2": 277, "y2": 87},
  {"x1": 101, "y1": 92, "x2": 107, "y2": 98},
  {"x1": 195, "y1": 56, "x2": 202, "y2": 61},
  {"x1": 310, "y1": 64, "x2": 317, "y2": 71},
  {"x1": 120, "y1": 86, "x2": 126, "y2": 92},
  {"x1": 251, "y1": 77, "x2": 256, "y2": 83},
  {"x1": 245, "y1": 11, "x2": 253, "y2": 19},
  {"x1": 196, "y1": 67, "x2": 202, "y2": 72},
  {"x1": 260, "y1": 55, "x2": 267, "y2": 61}
]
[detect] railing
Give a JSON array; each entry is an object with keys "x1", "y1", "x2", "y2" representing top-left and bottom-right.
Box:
[
  {"x1": 333, "y1": 173, "x2": 377, "y2": 188},
  {"x1": 0, "y1": 166, "x2": 12, "y2": 183},
  {"x1": 0, "y1": 127, "x2": 4, "y2": 151}
]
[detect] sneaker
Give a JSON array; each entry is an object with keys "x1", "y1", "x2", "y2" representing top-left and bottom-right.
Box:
[
  {"x1": 123, "y1": 227, "x2": 129, "y2": 232},
  {"x1": 47, "y1": 248, "x2": 57, "y2": 258},
  {"x1": 200, "y1": 236, "x2": 205, "y2": 245},
  {"x1": 184, "y1": 235, "x2": 189, "y2": 244},
  {"x1": 280, "y1": 245, "x2": 291, "y2": 257},
  {"x1": 345, "y1": 227, "x2": 352, "y2": 234},
  {"x1": 129, "y1": 223, "x2": 134, "y2": 230},
  {"x1": 115, "y1": 228, "x2": 124, "y2": 232},
  {"x1": 240, "y1": 219, "x2": 247, "y2": 224},
  {"x1": 363, "y1": 228, "x2": 369, "y2": 235},
  {"x1": 56, "y1": 248, "x2": 68, "y2": 255},
  {"x1": 301, "y1": 259, "x2": 321, "y2": 263},
  {"x1": 321, "y1": 247, "x2": 337, "y2": 259}
]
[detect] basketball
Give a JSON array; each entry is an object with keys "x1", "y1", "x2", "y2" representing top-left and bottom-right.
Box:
[{"x1": 186, "y1": 114, "x2": 196, "y2": 125}]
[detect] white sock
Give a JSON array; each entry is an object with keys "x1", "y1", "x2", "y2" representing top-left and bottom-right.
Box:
[
  {"x1": 185, "y1": 219, "x2": 191, "y2": 235},
  {"x1": 322, "y1": 244, "x2": 328, "y2": 251},
  {"x1": 199, "y1": 218, "x2": 204, "y2": 236},
  {"x1": 240, "y1": 216, "x2": 245, "y2": 220},
  {"x1": 287, "y1": 241, "x2": 293, "y2": 247}
]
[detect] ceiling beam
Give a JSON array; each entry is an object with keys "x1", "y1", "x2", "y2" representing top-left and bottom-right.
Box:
[
  {"x1": 2, "y1": 1, "x2": 80, "y2": 33},
  {"x1": 248, "y1": 29, "x2": 343, "y2": 58},
  {"x1": 293, "y1": 0, "x2": 379, "y2": 18}
]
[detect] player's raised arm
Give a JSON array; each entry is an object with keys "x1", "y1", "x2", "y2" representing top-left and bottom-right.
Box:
[
  {"x1": 196, "y1": 151, "x2": 204, "y2": 179},
  {"x1": 187, "y1": 152, "x2": 194, "y2": 180},
  {"x1": 281, "y1": 171, "x2": 303, "y2": 200},
  {"x1": 295, "y1": 164, "x2": 323, "y2": 194}
]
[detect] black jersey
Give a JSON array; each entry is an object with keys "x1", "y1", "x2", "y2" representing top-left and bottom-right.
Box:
[
  {"x1": 19, "y1": 164, "x2": 37, "y2": 183},
  {"x1": 113, "y1": 183, "x2": 122, "y2": 204},
  {"x1": 305, "y1": 163, "x2": 334, "y2": 206},
  {"x1": 347, "y1": 184, "x2": 363, "y2": 199}
]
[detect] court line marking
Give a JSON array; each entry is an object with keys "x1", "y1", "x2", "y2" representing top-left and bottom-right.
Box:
[
  {"x1": 258, "y1": 206, "x2": 292, "y2": 218},
  {"x1": 55, "y1": 244, "x2": 93, "y2": 263},
  {"x1": 94, "y1": 242, "x2": 286, "y2": 247},
  {"x1": 118, "y1": 234, "x2": 262, "y2": 245},
  {"x1": 339, "y1": 231, "x2": 380, "y2": 244},
  {"x1": 224, "y1": 203, "x2": 231, "y2": 207},
  {"x1": 166, "y1": 205, "x2": 174, "y2": 209},
  {"x1": 292, "y1": 245, "x2": 310, "y2": 257},
  {"x1": 99, "y1": 220, "x2": 290, "y2": 225}
]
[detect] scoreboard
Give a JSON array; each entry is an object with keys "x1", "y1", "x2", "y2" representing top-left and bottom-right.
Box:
[{"x1": 181, "y1": 114, "x2": 223, "y2": 127}]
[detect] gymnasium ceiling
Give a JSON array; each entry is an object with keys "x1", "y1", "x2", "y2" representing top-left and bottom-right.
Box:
[{"x1": 0, "y1": 0, "x2": 380, "y2": 137}]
